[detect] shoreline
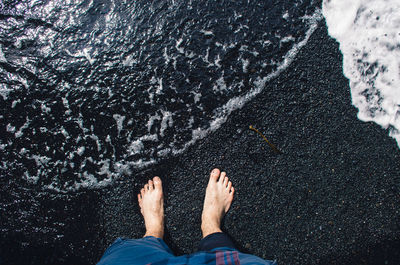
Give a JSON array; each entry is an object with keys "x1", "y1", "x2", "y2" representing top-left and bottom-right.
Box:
[{"x1": 1, "y1": 20, "x2": 399, "y2": 265}]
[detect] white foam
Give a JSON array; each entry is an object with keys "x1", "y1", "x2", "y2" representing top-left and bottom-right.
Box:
[
  {"x1": 90, "y1": 134, "x2": 102, "y2": 151},
  {"x1": 200, "y1": 30, "x2": 214, "y2": 36},
  {"x1": 0, "y1": 83, "x2": 12, "y2": 100},
  {"x1": 157, "y1": 148, "x2": 171, "y2": 157},
  {"x1": 159, "y1": 110, "x2": 173, "y2": 137},
  {"x1": 41, "y1": 103, "x2": 51, "y2": 113},
  {"x1": 6, "y1": 123, "x2": 15, "y2": 133},
  {"x1": 213, "y1": 75, "x2": 228, "y2": 93},
  {"x1": 281, "y1": 35, "x2": 295, "y2": 44},
  {"x1": 323, "y1": 0, "x2": 400, "y2": 146},
  {"x1": 128, "y1": 139, "x2": 144, "y2": 155},
  {"x1": 76, "y1": 146, "x2": 85, "y2": 156},
  {"x1": 11, "y1": 99, "x2": 20, "y2": 108},
  {"x1": 176, "y1": 38, "x2": 185, "y2": 54},
  {"x1": 97, "y1": 159, "x2": 111, "y2": 175},
  {"x1": 146, "y1": 113, "x2": 161, "y2": 132},
  {"x1": 23, "y1": 171, "x2": 39, "y2": 184},
  {"x1": 0, "y1": 44, "x2": 6, "y2": 62},
  {"x1": 65, "y1": 47, "x2": 95, "y2": 65},
  {"x1": 242, "y1": 58, "x2": 250, "y2": 73},
  {"x1": 156, "y1": 78, "x2": 163, "y2": 94},
  {"x1": 15, "y1": 118, "x2": 30, "y2": 138},
  {"x1": 31, "y1": 154, "x2": 51, "y2": 167},
  {"x1": 283, "y1": 11, "x2": 290, "y2": 20},
  {"x1": 214, "y1": 54, "x2": 222, "y2": 68},
  {"x1": 193, "y1": 91, "x2": 201, "y2": 103},
  {"x1": 122, "y1": 54, "x2": 137, "y2": 66},
  {"x1": 113, "y1": 114, "x2": 125, "y2": 136},
  {"x1": 163, "y1": 47, "x2": 171, "y2": 64},
  {"x1": 60, "y1": 126, "x2": 69, "y2": 139}
]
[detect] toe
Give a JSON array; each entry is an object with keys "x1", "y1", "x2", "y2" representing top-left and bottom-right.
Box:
[
  {"x1": 144, "y1": 183, "x2": 149, "y2": 190},
  {"x1": 209, "y1": 168, "x2": 220, "y2": 182},
  {"x1": 148, "y1": 180, "x2": 154, "y2": 190},
  {"x1": 153, "y1": 176, "x2": 162, "y2": 190},
  {"x1": 223, "y1": 176, "x2": 228, "y2": 187},
  {"x1": 219, "y1": 171, "x2": 226, "y2": 183},
  {"x1": 141, "y1": 188, "x2": 145, "y2": 197},
  {"x1": 138, "y1": 193, "x2": 142, "y2": 203},
  {"x1": 227, "y1": 181, "x2": 232, "y2": 190}
]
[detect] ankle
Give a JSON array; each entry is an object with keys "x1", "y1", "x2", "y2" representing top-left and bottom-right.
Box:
[
  {"x1": 144, "y1": 229, "x2": 164, "y2": 239},
  {"x1": 201, "y1": 222, "x2": 222, "y2": 238}
]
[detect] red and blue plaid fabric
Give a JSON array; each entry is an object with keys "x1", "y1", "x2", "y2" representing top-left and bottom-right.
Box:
[{"x1": 97, "y1": 237, "x2": 277, "y2": 265}]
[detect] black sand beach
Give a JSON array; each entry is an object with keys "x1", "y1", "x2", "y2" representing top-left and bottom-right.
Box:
[{"x1": 1, "y1": 20, "x2": 400, "y2": 265}]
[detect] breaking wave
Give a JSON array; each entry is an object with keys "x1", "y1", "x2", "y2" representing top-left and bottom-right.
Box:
[
  {"x1": 0, "y1": 0, "x2": 322, "y2": 192},
  {"x1": 323, "y1": 0, "x2": 400, "y2": 146}
]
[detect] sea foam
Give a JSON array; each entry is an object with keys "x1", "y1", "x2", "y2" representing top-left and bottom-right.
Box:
[
  {"x1": 323, "y1": 0, "x2": 400, "y2": 146},
  {"x1": 0, "y1": 1, "x2": 323, "y2": 193}
]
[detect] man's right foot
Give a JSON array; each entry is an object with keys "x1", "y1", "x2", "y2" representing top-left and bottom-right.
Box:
[{"x1": 201, "y1": 168, "x2": 235, "y2": 238}]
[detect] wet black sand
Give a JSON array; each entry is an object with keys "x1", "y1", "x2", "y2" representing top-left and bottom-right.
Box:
[{"x1": 1, "y1": 20, "x2": 400, "y2": 265}]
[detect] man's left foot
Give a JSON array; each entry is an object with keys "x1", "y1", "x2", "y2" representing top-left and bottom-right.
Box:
[{"x1": 138, "y1": 177, "x2": 164, "y2": 239}]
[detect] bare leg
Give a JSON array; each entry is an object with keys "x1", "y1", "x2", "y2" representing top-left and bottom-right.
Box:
[
  {"x1": 137, "y1": 177, "x2": 164, "y2": 239},
  {"x1": 201, "y1": 168, "x2": 235, "y2": 238}
]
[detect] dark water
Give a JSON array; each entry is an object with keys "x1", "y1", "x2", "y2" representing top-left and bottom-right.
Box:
[
  {"x1": 0, "y1": 1, "x2": 323, "y2": 263},
  {"x1": 0, "y1": 0, "x2": 321, "y2": 192}
]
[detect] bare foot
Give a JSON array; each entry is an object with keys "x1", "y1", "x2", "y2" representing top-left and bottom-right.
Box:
[
  {"x1": 201, "y1": 168, "x2": 235, "y2": 238},
  {"x1": 137, "y1": 177, "x2": 164, "y2": 239}
]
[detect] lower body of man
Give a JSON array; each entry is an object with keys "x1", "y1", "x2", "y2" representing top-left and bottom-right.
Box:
[{"x1": 97, "y1": 168, "x2": 276, "y2": 265}]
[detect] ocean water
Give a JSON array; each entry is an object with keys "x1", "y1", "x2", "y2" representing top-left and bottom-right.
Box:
[
  {"x1": 323, "y1": 0, "x2": 400, "y2": 147},
  {"x1": 0, "y1": 0, "x2": 323, "y2": 192}
]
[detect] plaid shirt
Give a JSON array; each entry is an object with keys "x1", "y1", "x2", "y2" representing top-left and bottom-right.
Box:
[
  {"x1": 97, "y1": 238, "x2": 277, "y2": 265},
  {"x1": 147, "y1": 249, "x2": 276, "y2": 265}
]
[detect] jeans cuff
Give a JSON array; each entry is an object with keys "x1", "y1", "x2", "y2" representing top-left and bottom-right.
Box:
[{"x1": 198, "y1": 232, "x2": 236, "y2": 251}]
